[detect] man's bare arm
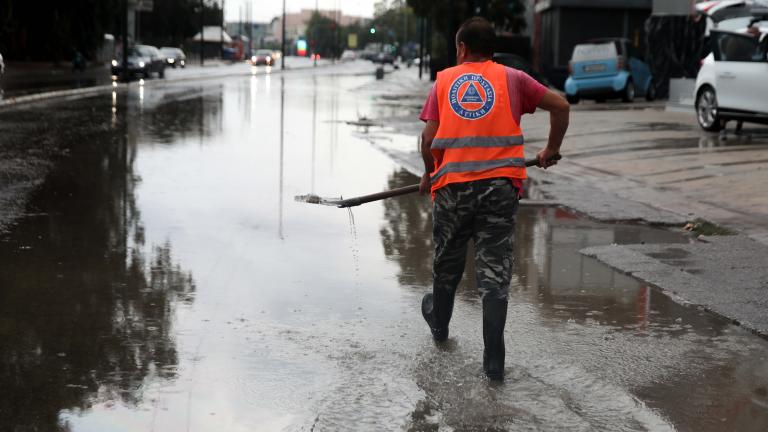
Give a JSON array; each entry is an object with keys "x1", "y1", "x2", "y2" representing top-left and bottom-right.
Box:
[
  {"x1": 419, "y1": 120, "x2": 439, "y2": 194},
  {"x1": 535, "y1": 90, "x2": 570, "y2": 168}
]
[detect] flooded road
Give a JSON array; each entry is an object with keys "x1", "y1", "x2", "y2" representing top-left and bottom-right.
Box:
[{"x1": 1, "y1": 63, "x2": 768, "y2": 431}]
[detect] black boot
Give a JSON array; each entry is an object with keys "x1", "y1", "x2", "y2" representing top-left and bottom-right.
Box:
[
  {"x1": 421, "y1": 293, "x2": 449, "y2": 342},
  {"x1": 482, "y1": 299, "x2": 508, "y2": 381}
]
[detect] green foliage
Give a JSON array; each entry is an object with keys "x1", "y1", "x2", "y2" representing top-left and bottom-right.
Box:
[
  {"x1": 138, "y1": 0, "x2": 223, "y2": 48},
  {"x1": 0, "y1": 0, "x2": 121, "y2": 61},
  {"x1": 305, "y1": 12, "x2": 341, "y2": 58},
  {"x1": 0, "y1": 0, "x2": 222, "y2": 62}
]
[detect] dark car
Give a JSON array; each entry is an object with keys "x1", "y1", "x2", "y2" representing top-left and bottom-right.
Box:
[
  {"x1": 374, "y1": 52, "x2": 395, "y2": 65},
  {"x1": 160, "y1": 47, "x2": 186, "y2": 68},
  {"x1": 493, "y1": 53, "x2": 552, "y2": 88},
  {"x1": 250, "y1": 49, "x2": 275, "y2": 66},
  {"x1": 111, "y1": 44, "x2": 166, "y2": 79}
]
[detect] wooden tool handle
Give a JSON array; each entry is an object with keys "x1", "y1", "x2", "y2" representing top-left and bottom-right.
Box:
[{"x1": 336, "y1": 154, "x2": 561, "y2": 208}]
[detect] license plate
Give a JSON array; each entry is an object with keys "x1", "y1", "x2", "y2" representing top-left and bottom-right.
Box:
[{"x1": 583, "y1": 64, "x2": 606, "y2": 73}]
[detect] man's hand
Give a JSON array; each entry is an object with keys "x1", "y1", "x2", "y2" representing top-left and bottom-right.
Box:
[
  {"x1": 536, "y1": 90, "x2": 569, "y2": 169},
  {"x1": 536, "y1": 147, "x2": 560, "y2": 169},
  {"x1": 419, "y1": 173, "x2": 431, "y2": 195}
]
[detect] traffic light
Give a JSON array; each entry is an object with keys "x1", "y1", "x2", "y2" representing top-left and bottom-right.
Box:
[{"x1": 370, "y1": 27, "x2": 376, "y2": 34}]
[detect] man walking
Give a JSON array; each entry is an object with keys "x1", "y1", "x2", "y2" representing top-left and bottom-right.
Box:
[{"x1": 419, "y1": 17, "x2": 569, "y2": 381}]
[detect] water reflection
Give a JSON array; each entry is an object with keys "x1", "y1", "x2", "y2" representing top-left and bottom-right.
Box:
[
  {"x1": 380, "y1": 169, "x2": 768, "y2": 431},
  {"x1": 0, "y1": 87, "x2": 211, "y2": 430}
]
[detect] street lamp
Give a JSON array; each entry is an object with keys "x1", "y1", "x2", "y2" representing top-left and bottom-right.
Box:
[{"x1": 370, "y1": 27, "x2": 376, "y2": 34}]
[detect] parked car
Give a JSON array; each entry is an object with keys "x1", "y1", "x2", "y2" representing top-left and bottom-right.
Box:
[
  {"x1": 160, "y1": 47, "x2": 186, "y2": 68},
  {"x1": 250, "y1": 49, "x2": 274, "y2": 66},
  {"x1": 493, "y1": 53, "x2": 552, "y2": 88},
  {"x1": 374, "y1": 52, "x2": 395, "y2": 65},
  {"x1": 341, "y1": 50, "x2": 357, "y2": 61},
  {"x1": 564, "y1": 38, "x2": 655, "y2": 104},
  {"x1": 112, "y1": 44, "x2": 166, "y2": 79},
  {"x1": 695, "y1": 17, "x2": 768, "y2": 131}
]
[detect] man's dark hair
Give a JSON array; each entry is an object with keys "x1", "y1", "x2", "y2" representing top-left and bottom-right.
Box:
[{"x1": 456, "y1": 17, "x2": 496, "y2": 57}]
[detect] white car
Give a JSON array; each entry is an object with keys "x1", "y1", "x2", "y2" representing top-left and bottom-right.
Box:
[{"x1": 695, "y1": 10, "x2": 768, "y2": 131}]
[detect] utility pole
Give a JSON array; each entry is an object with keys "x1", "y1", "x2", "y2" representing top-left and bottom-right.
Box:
[
  {"x1": 220, "y1": 0, "x2": 225, "y2": 60},
  {"x1": 122, "y1": 0, "x2": 129, "y2": 82},
  {"x1": 248, "y1": 1, "x2": 253, "y2": 54},
  {"x1": 418, "y1": 16, "x2": 424, "y2": 79},
  {"x1": 313, "y1": 0, "x2": 318, "y2": 67},
  {"x1": 200, "y1": 0, "x2": 205, "y2": 65},
  {"x1": 281, "y1": 0, "x2": 286, "y2": 70}
]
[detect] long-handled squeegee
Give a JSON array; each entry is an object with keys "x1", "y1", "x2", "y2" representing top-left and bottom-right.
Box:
[{"x1": 296, "y1": 154, "x2": 561, "y2": 208}]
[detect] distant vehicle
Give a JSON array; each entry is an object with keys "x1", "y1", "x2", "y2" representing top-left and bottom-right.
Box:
[
  {"x1": 160, "y1": 47, "x2": 186, "y2": 68},
  {"x1": 374, "y1": 52, "x2": 395, "y2": 65},
  {"x1": 112, "y1": 44, "x2": 166, "y2": 79},
  {"x1": 695, "y1": 15, "x2": 768, "y2": 131},
  {"x1": 341, "y1": 50, "x2": 357, "y2": 61},
  {"x1": 493, "y1": 53, "x2": 552, "y2": 88},
  {"x1": 250, "y1": 49, "x2": 274, "y2": 66},
  {"x1": 564, "y1": 38, "x2": 655, "y2": 104}
]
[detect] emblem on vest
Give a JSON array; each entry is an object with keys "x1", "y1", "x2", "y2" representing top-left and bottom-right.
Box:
[{"x1": 448, "y1": 73, "x2": 495, "y2": 120}]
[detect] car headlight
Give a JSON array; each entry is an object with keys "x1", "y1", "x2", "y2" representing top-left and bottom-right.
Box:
[
  {"x1": 266, "y1": 56, "x2": 272, "y2": 62},
  {"x1": 251, "y1": 56, "x2": 257, "y2": 62},
  {"x1": 139, "y1": 61, "x2": 145, "y2": 68},
  {"x1": 111, "y1": 60, "x2": 118, "y2": 67},
  {"x1": 168, "y1": 58, "x2": 175, "y2": 63}
]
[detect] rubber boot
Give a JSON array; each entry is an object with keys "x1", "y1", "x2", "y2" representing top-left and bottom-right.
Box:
[
  {"x1": 421, "y1": 293, "x2": 450, "y2": 342},
  {"x1": 482, "y1": 299, "x2": 508, "y2": 381}
]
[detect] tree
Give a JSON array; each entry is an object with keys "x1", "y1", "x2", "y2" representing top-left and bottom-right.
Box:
[
  {"x1": 406, "y1": 0, "x2": 527, "y2": 77},
  {"x1": 0, "y1": 0, "x2": 223, "y2": 62},
  {"x1": 305, "y1": 12, "x2": 341, "y2": 58},
  {"x1": 0, "y1": 0, "x2": 121, "y2": 61}
]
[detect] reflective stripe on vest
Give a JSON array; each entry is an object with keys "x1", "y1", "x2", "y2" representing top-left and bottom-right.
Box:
[
  {"x1": 430, "y1": 157, "x2": 526, "y2": 183},
  {"x1": 431, "y1": 135, "x2": 524, "y2": 149}
]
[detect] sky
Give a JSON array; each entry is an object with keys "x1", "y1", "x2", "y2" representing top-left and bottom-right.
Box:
[{"x1": 224, "y1": 0, "x2": 376, "y2": 23}]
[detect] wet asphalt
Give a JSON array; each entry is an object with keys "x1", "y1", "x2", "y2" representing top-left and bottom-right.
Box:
[{"x1": 1, "y1": 62, "x2": 768, "y2": 431}]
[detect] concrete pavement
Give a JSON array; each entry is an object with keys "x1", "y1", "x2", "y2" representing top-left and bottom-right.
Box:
[{"x1": 363, "y1": 68, "x2": 768, "y2": 339}]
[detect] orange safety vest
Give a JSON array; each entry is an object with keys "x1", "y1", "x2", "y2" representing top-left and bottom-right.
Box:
[{"x1": 430, "y1": 60, "x2": 526, "y2": 195}]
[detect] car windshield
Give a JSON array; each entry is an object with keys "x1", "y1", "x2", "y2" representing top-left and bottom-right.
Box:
[
  {"x1": 160, "y1": 48, "x2": 177, "y2": 55},
  {"x1": 571, "y1": 42, "x2": 618, "y2": 61},
  {"x1": 255, "y1": 50, "x2": 272, "y2": 55}
]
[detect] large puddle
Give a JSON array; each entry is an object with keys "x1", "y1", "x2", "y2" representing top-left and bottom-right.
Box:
[{"x1": 1, "y1": 64, "x2": 767, "y2": 431}]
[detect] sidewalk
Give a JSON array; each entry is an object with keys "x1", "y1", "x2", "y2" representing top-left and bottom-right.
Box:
[{"x1": 362, "y1": 67, "x2": 768, "y2": 338}]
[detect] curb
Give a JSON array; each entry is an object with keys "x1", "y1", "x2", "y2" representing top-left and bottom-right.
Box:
[{"x1": 0, "y1": 60, "x2": 352, "y2": 110}]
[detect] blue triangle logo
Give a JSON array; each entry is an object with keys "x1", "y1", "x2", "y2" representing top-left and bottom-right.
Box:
[{"x1": 460, "y1": 82, "x2": 484, "y2": 103}]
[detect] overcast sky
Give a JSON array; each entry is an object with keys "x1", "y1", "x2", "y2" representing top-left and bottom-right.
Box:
[{"x1": 225, "y1": 0, "x2": 376, "y2": 23}]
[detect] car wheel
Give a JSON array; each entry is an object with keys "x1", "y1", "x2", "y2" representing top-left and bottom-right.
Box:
[
  {"x1": 645, "y1": 81, "x2": 656, "y2": 101},
  {"x1": 696, "y1": 87, "x2": 723, "y2": 132},
  {"x1": 622, "y1": 80, "x2": 635, "y2": 102},
  {"x1": 566, "y1": 94, "x2": 579, "y2": 104}
]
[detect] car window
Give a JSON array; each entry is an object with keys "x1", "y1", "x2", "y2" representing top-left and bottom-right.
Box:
[
  {"x1": 572, "y1": 43, "x2": 617, "y2": 61},
  {"x1": 714, "y1": 32, "x2": 764, "y2": 61}
]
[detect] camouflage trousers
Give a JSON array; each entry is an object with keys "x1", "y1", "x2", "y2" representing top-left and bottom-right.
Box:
[{"x1": 432, "y1": 178, "x2": 519, "y2": 310}]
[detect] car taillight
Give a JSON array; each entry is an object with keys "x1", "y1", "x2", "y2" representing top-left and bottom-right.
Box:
[
  {"x1": 568, "y1": 61, "x2": 573, "y2": 75},
  {"x1": 617, "y1": 57, "x2": 624, "y2": 70}
]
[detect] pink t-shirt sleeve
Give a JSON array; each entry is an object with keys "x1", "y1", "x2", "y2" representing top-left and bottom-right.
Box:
[
  {"x1": 419, "y1": 85, "x2": 439, "y2": 122},
  {"x1": 505, "y1": 67, "x2": 548, "y2": 124}
]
